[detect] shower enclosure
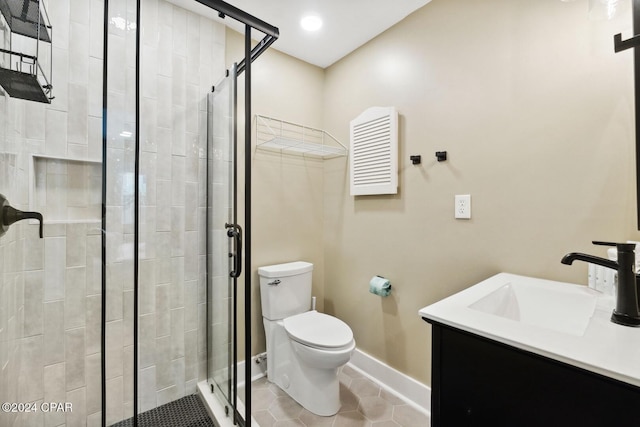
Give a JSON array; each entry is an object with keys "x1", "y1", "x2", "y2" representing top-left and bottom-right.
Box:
[{"x1": 0, "y1": 0, "x2": 277, "y2": 425}]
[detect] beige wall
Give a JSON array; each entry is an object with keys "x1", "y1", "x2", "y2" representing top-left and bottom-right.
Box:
[
  {"x1": 225, "y1": 28, "x2": 326, "y2": 358},
  {"x1": 323, "y1": 0, "x2": 640, "y2": 385}
]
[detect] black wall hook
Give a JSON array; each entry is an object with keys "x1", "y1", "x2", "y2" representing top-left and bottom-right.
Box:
[
  {"x1": 436, "y1": 151, "x2": 447, "y2": 162},
  {"x1": 410, "y1": 155, "x2": 422, "y2": 165}
]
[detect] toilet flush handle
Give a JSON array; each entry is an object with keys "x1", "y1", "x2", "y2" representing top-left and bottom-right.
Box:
[{"x1": 268, "y1": 279, "x2": 281, "y2": 286}]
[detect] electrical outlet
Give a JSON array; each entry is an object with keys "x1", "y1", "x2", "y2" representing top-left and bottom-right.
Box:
[{"x1": 455, "y1": 194, "x2": 471, "y2": 219}]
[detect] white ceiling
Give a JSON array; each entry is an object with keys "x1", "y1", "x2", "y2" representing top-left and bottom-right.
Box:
[{"x1": 166, "y1": 0, "x2": 432, "y2": 68}]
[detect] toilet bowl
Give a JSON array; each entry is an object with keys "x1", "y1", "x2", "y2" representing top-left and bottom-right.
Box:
[{"x1": 259, "y1": 262, "x2": 355, "y2": 416}]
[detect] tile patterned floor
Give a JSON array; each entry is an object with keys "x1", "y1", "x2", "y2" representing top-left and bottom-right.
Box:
[{"x1": 250, "y1": 365, "x2": 430, "y2": 427}]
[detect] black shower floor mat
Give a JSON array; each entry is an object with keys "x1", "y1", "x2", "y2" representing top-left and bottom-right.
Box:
[{"x1": 112, "y1": 394, "x2": 216, "y2": 427}]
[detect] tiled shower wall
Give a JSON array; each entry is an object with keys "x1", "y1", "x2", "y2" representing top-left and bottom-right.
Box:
[
  {"x1": 0, "y1": 0, "x2": 226, "y2": 425},
  {"x1": 1, "y1": 0, "x2": 105, "y2": 426},
  {"x1": 134, "y1": 0, "x2": 226, "y2": 417},
  {"x1": 103, "y1": 0, "x2": 226, "y2": 423},
  {"x1": 104, "y1": 0, "x2": 226, "y2": 423}
]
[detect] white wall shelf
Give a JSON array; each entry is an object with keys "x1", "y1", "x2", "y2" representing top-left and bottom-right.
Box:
[{"x1": 256, "y1": 114, "x2": 347, "y2": 159}]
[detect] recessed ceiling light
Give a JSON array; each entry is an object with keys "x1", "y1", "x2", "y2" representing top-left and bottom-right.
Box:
[{"x1": 300, "y1": 15, "x2": 322, "y2": 32}]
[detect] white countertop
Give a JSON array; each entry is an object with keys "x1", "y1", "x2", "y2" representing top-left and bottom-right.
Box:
[{"x1": 419, "y1": 273, "x2": 640, "y2": 388}]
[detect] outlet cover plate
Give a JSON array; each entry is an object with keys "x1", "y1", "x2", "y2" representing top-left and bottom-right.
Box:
[{"x1": 455, "y1": 194, "x2": 471, "y2": 219}]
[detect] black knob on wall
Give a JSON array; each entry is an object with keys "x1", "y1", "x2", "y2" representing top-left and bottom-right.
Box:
[{"x1": 436, "y1": 151, "x2": 447, "y2": 162}]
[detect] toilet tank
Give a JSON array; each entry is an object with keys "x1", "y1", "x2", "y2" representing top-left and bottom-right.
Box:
[{"x1": 258, "y1": 261, "x2": 313, "y2": 320}]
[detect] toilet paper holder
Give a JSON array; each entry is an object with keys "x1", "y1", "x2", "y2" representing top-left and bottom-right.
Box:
[{"x1": 369, "y1": 275, "x2": 392, "y2": 297}]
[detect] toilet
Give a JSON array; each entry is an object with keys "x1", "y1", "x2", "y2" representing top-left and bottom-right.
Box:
[{"x1": 258, "y1": 261, "x2": 355, "y2": 416}]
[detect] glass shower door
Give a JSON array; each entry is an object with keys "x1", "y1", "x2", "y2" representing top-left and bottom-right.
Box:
[{"x1": 207, "y1": 65, "x2": 240, "y2": 421}]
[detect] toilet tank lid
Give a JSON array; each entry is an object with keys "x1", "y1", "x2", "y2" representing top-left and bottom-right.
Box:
[{"x1": 258, "y1": 261, "x2": 313, "y2": 278}]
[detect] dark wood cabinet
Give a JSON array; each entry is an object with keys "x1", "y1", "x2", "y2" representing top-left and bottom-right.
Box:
[{"x1": 427, "y1": 320, "x2": 640, "y2": 427}]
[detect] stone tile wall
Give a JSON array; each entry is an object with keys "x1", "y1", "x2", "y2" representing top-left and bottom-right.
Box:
[
  {"x1": 0, "y1": 0, "x2": 105, "y2": 426},
  {"x1": 133, "y1": 0, "x2": 225, "y2": 418},
  {"x1": 0, "y1": 0, "x2": 225, "y2": 425}
]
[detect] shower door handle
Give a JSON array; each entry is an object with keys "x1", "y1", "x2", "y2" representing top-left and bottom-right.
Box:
[{"x1": 225, "y1": 223, "x2": 242, "y2": 278}]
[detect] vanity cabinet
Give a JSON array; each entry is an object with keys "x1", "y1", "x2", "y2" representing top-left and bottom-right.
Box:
[{"x1": 427, "y1": 321, "x2": 640, "y2": 427}]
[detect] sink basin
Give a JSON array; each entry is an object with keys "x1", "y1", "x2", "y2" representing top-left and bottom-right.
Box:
[
  {"x1": 420, "y1": 273, "x2": 640, "y2": 388},
  {"x1": 468, "y1": 279, "x2": 598, "y2": 336}
]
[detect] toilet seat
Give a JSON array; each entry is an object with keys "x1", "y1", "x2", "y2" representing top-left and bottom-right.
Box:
[{"x1": 284, "y1": 311, "x2": 353, "y2": 349}]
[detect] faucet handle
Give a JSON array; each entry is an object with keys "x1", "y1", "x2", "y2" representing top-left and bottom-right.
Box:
[
  {"x1": 0, "y1": 194, "x2": 44, "y2": 239},
  {"x1": 593, "y1": 241, "x2": 617, "y2": 246},
  {"x1": 592, "y1": 241, "x2": 637, "y2": 252}
]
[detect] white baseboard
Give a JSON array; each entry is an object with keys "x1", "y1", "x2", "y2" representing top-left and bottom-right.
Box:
[
  {"x1": 348, "y1": 348, "x2": 431, "y2": 415},
  {"x1": 237, "y1": 353, "x2": 268, "y2": 388}
]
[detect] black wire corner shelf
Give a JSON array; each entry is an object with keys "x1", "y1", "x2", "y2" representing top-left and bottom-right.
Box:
[{"x1": 0, "y1": 0, "x2": 53, "y2": 104}]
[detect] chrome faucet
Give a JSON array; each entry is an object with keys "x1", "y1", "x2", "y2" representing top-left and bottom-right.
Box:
[{"x1": 562, "y1": 241, "x2": 640, "y2": 327}]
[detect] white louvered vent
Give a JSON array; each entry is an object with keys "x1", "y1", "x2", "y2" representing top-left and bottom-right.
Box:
[{"x1": 350, "y1": 107, "x2": 398, "y2": 196}]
